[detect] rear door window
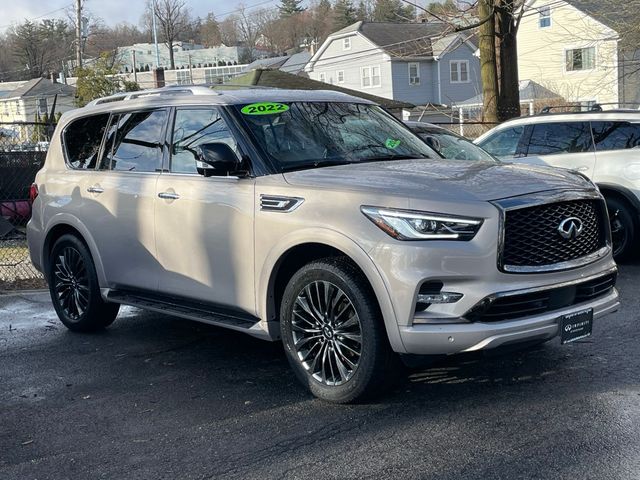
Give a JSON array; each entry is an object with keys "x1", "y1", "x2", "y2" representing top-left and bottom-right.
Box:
[
  {"x1": 477, "y1": 126, "x2": 524, "y2": 158},
  {"x1": 102, "y1": 109, "x2": 167, "y2": 172},
  {"x1": 526, "y1": 122, "x2": 593, "y2": 156},
  {"x1": 63, "y1": 114, "x2": 110, "y2": 169},
  {"x1": 591, "y1": 121, "x2": 640, "y2": 151}
]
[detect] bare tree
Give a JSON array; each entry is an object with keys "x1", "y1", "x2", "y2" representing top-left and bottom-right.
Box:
[{"x1": 151, "y1": 0, "x2": 190, "y2": 69}]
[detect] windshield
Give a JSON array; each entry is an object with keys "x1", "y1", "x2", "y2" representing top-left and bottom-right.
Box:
[
  {"x1": 412, "y1": 127, "x2": 496, "y2": 162},
  {"x1": 234, "y1": 102, "x2": 438, "y2": 172}
]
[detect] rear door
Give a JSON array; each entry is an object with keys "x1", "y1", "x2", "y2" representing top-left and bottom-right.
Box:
[
  {"x1": 154, "y1": 107, "x2": 256, "y2": 313},
  {"x1": 522, "y1": 121, "x2": 597, "y2": 176},
  {"x1": 80, "y1": 109, "x2": 167, "y2": 290}
]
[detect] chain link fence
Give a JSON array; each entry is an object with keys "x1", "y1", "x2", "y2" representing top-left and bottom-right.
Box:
[
  {"x1": 0, "y1": 122, "x2": 51, "y2": 291},
  {"x1": 430, "y1": 122, "x2": 500, "y2": 140}
]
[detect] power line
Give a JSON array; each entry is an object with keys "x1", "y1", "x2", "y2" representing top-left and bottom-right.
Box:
[{"x1": 0, "y1": 3, "x2": 75, "y2": 30}]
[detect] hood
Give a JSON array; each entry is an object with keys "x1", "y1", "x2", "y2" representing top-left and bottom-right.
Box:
[{"x1": 283, "y1": 159, "x2": 593, "y2": 203}]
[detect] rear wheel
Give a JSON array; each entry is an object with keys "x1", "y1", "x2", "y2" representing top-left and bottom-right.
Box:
[
  {"x1": 606, "y1": 196, "x2": 637, "y2": 261},
  {"x1": 280, "y1": 258, "x2": 400, "y2": 403},
  {"x1": 48, "y1": 234, "x2": 119, "y2": 332}
]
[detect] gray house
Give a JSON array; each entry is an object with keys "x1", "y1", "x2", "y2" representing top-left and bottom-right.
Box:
[{"x1": 305, "y1": 21, "x2": 480, "y2": 106}]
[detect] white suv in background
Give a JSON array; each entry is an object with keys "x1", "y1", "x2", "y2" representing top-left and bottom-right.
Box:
[{"x1": 476, "y1": 109, "x2": 640, "y2": 260}]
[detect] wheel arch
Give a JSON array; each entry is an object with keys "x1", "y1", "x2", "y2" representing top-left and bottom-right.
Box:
[
  {"x1": 42, "y1": 215, "x2": 107, "y2": 286},
  {"x1": 259, "y1": 231, "x2": 405, "y2": 353},
  {"x1": 597, "y1": 183, "x2": 640, "y2": 220}
]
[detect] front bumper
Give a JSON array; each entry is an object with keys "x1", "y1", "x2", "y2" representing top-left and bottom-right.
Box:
[{"x1": 399, "y1": 287, "x2": 619, "y2": 355}]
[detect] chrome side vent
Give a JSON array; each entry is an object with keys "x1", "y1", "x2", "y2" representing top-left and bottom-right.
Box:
[{"x1": 260, "y1": 195, "x2": 304, "y2": 212}]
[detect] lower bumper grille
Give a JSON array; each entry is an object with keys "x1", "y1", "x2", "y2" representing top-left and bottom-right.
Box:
[{"x1": 465, "y1": 272, "x2": 617, "y2": 323}]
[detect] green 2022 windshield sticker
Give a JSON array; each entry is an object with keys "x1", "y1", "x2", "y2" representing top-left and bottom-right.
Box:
[
  {"x1": 241, "y1": 102, "x2": 290, "y2": 115},
  {"x1": 385, "y1": 138, "x2": 401, "y2": 149}
]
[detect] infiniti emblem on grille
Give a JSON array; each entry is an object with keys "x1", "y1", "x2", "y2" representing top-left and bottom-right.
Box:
[{"x1": 558, "y1": 217, "x2": 584, "y2": 240}]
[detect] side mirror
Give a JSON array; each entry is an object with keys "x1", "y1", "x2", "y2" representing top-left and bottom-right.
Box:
[
  {"x1": 195, "y1": 143, "x2": 239, "y2": 177},
  {"x1": 423, "y1": 135, "x2": 441, "y2": 152}
]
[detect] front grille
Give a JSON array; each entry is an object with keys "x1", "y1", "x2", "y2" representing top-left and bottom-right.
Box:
[
  {"x1": 466, "y1": 272, "x2": 616, "y2": 323},
  {"x1": 502, "y1": 199, "x2": 606, "y2": 271}
]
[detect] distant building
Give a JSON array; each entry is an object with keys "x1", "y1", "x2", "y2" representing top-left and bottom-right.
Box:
[
  {"x1": 116, "y1": 42, "x2": 250, "y2": 72},
  {"x1": 517, "y1": 0, "x2": 640, "y2": 107},
  {"x1": 0, "y1": 78, "x2": 76, "y2": 123},
  {"x1": 305, "y1": 21, "x2": 481, "y2": 106}
]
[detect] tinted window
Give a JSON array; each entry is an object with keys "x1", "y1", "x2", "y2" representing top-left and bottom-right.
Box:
[
  {"x1": 526, "y1": 122, "x2": 593, "y2": 156},
  {"x1": 592, "y1": 121, "x2": 640, "y2": 151},
  {"x1": 64, "y1": 114, "x2": 110, "y2": 169},
  {"x1": 477, "y1": 126, "x2": 524, "y2": 158},
  {"x1": 103, "y1": 110, "x2": 167, "y2": 172},
  {"x1": 170, "y1": 109, "x2": 238, "y2": 174}
]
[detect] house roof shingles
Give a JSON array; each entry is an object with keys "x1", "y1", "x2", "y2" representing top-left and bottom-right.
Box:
[
  {"x1": 7, "y1": 78, "x2": 75, "y2": 99},
  {"x1": 335, "y1": 21, "x2": 451, "y2": 58}
]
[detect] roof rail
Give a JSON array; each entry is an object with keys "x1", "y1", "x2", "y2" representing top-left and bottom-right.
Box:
[
  {"x1": 540, "y1": 102, "x2": 640, "y2": 114},
  {"x1": 87, "y1": 85, "x2": 218, "y2": 106},
  {"x1": 539, "y1": 104, "x2": 602, "y2": 114}
]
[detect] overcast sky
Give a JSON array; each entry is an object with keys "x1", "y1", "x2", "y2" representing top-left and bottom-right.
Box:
[{"x1": 0, "y1": 0, "x2": 281, "y2": 32}]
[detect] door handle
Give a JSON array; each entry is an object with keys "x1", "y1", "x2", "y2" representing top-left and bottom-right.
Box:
[
  {"x1": 158, "y1": 191, "x2": 180, "y2": 200},
  {"x1": 87, "y1": 186, "x2": 104, "y2": 194}
]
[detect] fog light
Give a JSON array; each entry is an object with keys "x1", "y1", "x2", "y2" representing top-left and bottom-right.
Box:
[{"x1": 417, "y1": 292, "x2": 463, "y2": 304}]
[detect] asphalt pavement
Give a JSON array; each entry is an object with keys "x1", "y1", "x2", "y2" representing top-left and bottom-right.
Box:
[{"x1": 1, "y1": 264, "x2": 639, "y2": 480}]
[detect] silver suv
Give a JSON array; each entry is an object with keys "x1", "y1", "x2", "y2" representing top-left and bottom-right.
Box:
[
  {"x1": 476, "y1": 109, "x2": 640, "y2": 260},
  {"x1": 28, "y1": 87, "x2": 619, "y2": 403}
]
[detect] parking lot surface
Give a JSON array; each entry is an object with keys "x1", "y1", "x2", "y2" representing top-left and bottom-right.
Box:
[{"x1": 1, "y1": 264, "x2": 639, "y2": 480}]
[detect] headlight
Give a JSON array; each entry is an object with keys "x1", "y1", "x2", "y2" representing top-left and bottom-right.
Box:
[{"x1": 361, "y1": 206, "x2": 483, "y2": 241}]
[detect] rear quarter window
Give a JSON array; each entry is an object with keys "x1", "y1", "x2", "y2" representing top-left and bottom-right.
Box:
[
  {"x1": 591, "y1": 121, "x2": 640, "y2": 151},
  {"x1": 63, "y1": 114, "x2": 110, "y2": 169}
]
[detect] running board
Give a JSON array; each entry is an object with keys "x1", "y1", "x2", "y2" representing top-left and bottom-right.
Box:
[{"x1": 105, "y1": 289, "x2": 273, "y2": 340}]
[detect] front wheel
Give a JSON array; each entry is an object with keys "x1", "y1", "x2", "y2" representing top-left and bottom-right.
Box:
[
  {"x1": 280, "y1": 258, "x2": 400, "y2": 403},
  {"x1": 48, "y1": 234, "x2": 119, "y2": 332},
  {"x1": 606, "y1": 196, "x2": 637, "y2": 261}
]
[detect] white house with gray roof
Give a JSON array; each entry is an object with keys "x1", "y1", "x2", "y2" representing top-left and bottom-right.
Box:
[
  {"x1": 517, "y1": 0, "x2": 640, "y2": 107},
  {"x1": 305, "y1": 21, "x2": 481, "y2": 106},
  {"x1": 0, "y1": 78, "x2": 76, "y2": 123}
]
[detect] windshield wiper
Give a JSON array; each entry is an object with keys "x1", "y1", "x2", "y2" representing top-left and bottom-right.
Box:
[{"x1": 281, "y1": 159, "x2": 354, "y2": 172}]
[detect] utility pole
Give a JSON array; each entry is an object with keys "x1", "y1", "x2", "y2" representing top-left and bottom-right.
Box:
[
  {"x1": 75, "y1": 0, "x2": 83, "y2": 70},
  {"x1": 132, "y1": 50, "x2": 138, "y2": 83},
  {"x1": 152, "y1": 1, "x2": 161, "y2": 68}
]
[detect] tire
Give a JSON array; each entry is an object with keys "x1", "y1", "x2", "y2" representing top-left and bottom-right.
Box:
[
  {"x1": 606, "y1": 196, "x2": 637, "y2": 261},
  {"x1": 280, "y1": 257, "x2": 400, "y2": 403},
  {"x1": 48, "y1": 234, "x2": 119, "y2": 332}
]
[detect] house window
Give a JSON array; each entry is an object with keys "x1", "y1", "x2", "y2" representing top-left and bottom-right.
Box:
[
  {"x1": 343, "y1": 37, "x2": 351, "y2": 50},
  {"x1": 566, "y1": 47, "x2": 595, "y2": 71},
  {"x1": 36, "y1": 98, "x2": 48, "y2": 115},
  {"x1": 539, "y1": 6, "x2": 551, "y2": 28},
  {"x1": 319, "y1": 72, "x2": 326, "y2": 83},
  {"x1": 450, "y1": 60, "x2": 469, "y2": 83},
  {"x1": 336, "y1": 70, "x2": 345, "y2": 83},
  {"x1": 176, "y1": 70, "x2": 192, "y2": 85},
  {"x1": 362, "y1": 66, "x2": 381, "y2": 88},
  {"x1": 408, "y1": 62, "x2": 420, "y2": 85}
]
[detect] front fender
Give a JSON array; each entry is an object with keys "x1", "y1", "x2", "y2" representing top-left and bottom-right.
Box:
[{"x1": 257, "y1": 227, "x2": 406, "y2": 354}]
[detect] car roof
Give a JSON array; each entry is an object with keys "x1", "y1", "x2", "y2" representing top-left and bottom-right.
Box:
[
  {"x1": 61, "y1": 86, "x2": 377, "y2": 125},
  {"x1": 491, "y1": 110, "x2": 640, "y2": 128}
]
